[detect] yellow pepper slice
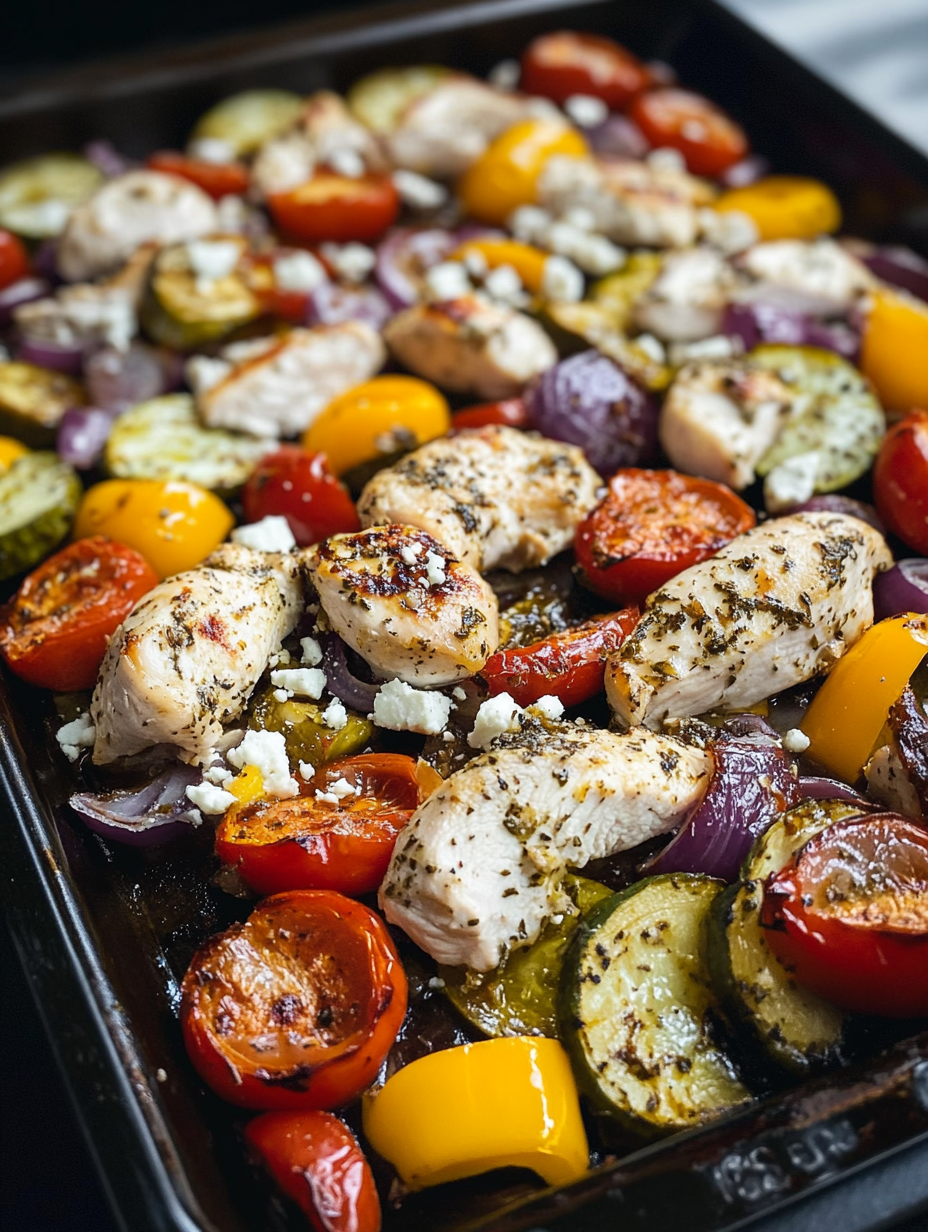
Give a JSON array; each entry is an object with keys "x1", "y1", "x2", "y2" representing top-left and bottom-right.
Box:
[
  {"x1": 458, "y1": 120, "x2": 588, "y2": 227},
  {"x1": 452, "y1": 237, "x2": 550, "y2": 292},
  {"x1": 73, "y1": 478, "x2": 234, "y2": 579},
  {"x1": 802, "y1": 614, "x2": 928, "y2": 784},
  {"x1": 714, "y1": 175, "x2": 841, "y2": 241},
  {"x1": 225, "y1": 765, "x2": 265, "y2": 807},
  {"x1": 362, "y1": 1036, "x2": 589, "y2": 1190},
  {"x1": 859, "y1": 287, "x2": 928, "y2": 417},
  {"x1": 0, "y1": 435, "x2": 30, "y2": 473},
  {"x1": 303, "y1": 375, "x2": 450, "y2": 476}
]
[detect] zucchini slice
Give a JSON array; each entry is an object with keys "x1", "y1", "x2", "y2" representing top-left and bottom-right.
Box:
[
  {"x1": 590, "y1": 252, "x2": 663, "y2": 328},
  {"x1": 0, "y1": 153, "x2": 104, "y2": 239},
  {"x1": 248, "y1": 686, "x2": 372, "y2": 767},
  {"x1": 0, "y1": 452, "x2": 81, "y2": 580},
  {"x1": 140, "y1": 239, "x2": 259, "y2": 351},
  {"x1": 539, "y1": 301, "x2": 671, "y2": 391},
  {"x1": 707, "y1": 798, "x2": 863, "y2": 1078},
  {"x1": 441, "y1": 875, "x2": 613, "y2": 1039},
  {"x1": 560, "y1": 873, "x2": 750, "y2": 1135},
  {"x1": 105, "y1": 395, "x2": 270, "y2": 493},
  {"x1": 347, "y1": 65, "x2": 451, "y2": 135},
  {"x1": 191, "y1": 90, "x2": 305, "y2": 157},
  {"x1": 0, "y1": 362, "x2": 84, "y2": 448}
]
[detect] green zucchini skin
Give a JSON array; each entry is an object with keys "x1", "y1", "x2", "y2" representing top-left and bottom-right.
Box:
[
  {"x1": 0, "y1": 452, "x2": 81, "y2": 581},
  {"x1": 558, "y1": 873, "x2": 750, "y2": 1137}
]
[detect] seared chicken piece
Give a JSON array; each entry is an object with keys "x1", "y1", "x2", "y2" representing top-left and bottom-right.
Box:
[
  {"x1": 865, "y1": 743, "x2": 923, "y2": 819},
  {"x1": 307, "y1": 525, "x2": 499, "y2": 686},
  {"x1": 632, "y1": 247, "x2": 740, "y2": 342},
  {"x1": 606, "y1": 512, "x2": 892, "y2": 730},
  {"x1": 57, "y1": 171, "x2": 219, "y2": 282},
  {"x1": 189, "y1": 323, "x2": 385, "y2": 438},
  {"x1": 383, "y1": 295, "x2": 557, "y2": 399},
  {"x1": 14, "y1": 283, "x2": 137, "y2": 351},
  {"x1": 388, "y1": 77, "x2": 532, "y2": 179},
  {"x1": 91, "y1": 545, "x2": 303, "y2": 764},
  {"x1": 735, "y1": 238, "x2": 874, "y2": 315},
  {"x1": 537, "y1": 155, "x2": 715, "y2": 249},
  {"x1": 358, "y1": 425, "x2": 601, "y2": 571},
  {"x1": 380, "y1": 722, "x2": 713, "y2": 969},
  {"x1": 659, "y1": 357, "x2": 794, "y2": 489}
]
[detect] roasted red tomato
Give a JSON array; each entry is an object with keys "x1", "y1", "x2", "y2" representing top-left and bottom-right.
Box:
[
  {"x1": 242, "y1": 446, "x2": 360, "y2": 546},
  {"x1": 0, "y1": 228, "x2": 29, "y2": 290},
  {"x1": 451, "y1": 399, "x2": 529, "y2": 431},
  {"x1": 180, "y1": 890, "x2": 407, "y2": 1110},
  {"x1": 483, "y1": 608, "x2": 638, "y2": 708},
  {"x1": 147, "y1": 150, "x2": 250, "y2": 199},
  {"x1": 268, "y1": 173, "x2": 400, "y2": 245},
  {"x1": 245, "y1": 1110, "x2": 381, "y2": 1232},
  {"x1": 520, "y1": 30, "x2": 652, "y2": 108},
  {"x1": 761, "y1": 812, "x2": 928, "y2": 1019},
  {"x1": 575, "y1": 468, "x2": 756, "y2": 605},
  {"x1": 629, "y1": 88, "x2": 748, "y2": 177},
  {"x1": 872, "y1": 408, "x2": 928, "y2": 556},
  {"x1": 215, "y1": 754, "x2": 420, "y2": 897},
  {"x1": 0, "y1": 537, "x2": 158, "y2": 690}
]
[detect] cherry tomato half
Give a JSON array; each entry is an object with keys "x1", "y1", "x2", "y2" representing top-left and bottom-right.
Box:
[
  {"x1": 0, "y1": 537, "x2": 158, "y2": 690},
  {"x1": 245, "y1": 1110, "x2": 381, "y2": 1232},
  {"x1": 761, "y1": 813, "x2": 928, "y2": 1018},
  {"x1": 243, "y1": 447, "x2": 360, "y2": 547},
  {"x1": 268, "y1": 173, "x2": 400, "y2": 245},
  {"x1": 147, "y1": 151, "x2": 250, "y2": 199},
  {"x1": 451, "y1": 399, "x2": 529, "y2": 431},
  {"x1": 0, "y1": 229, "x2": 29, "y2": 291},
  {"x1": 575, "y1": 468, "x2": 756, "y2": 605},
  {"x1": 872, "y1": 408, "x2": 928, "y2": 556},
  {"x1": 629, "y1": 88, "x2": 748, "y2": 177},
  {"x1": 180, "y1": 890, "x2": 407, "y2": 1110},
  {"x1": 520, "y1": 30, "x2": 652, "y2": 109},
  {"x1": 215, "y1": 754, "x2": 420, "y2": 896},
  {"x1": 483, "y1": 608, "x2": 638, "y2": 708}
]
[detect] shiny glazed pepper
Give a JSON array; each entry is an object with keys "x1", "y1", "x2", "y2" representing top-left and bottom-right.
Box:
[
  {"x1": 225, "y1": 765, "x2": 265, "y2": 807},
  {"x1": 458, "y1": 120, "x2": 589, "y2": 227},
  {"x1": 859, "y1": 287, "x2": 928, "y2": 417},
  {"x1": 0, "y1": 435, "x2": 30, "y2": 472},
  {"x1": 362, "y1": 1036, "x2": 589, "y2": 1190},
  {"x1": 452, "y1": 237, "x2": 550, "y2": 292},
  {"x1": 72, "y1": 479, "x2": 234, "y2": 579},
  {"x1": 802, "y1": 614, "x2": 928, "y2": 784},
  {"x1": 714, "y1": 176, "x2": 841, "y2": 241}
]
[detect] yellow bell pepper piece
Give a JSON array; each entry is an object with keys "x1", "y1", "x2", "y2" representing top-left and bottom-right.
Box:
[
  {"x1": 458, "y1": 120, "x2": 588, "y2": 227},
  {"x1": 714, "y1": 176, "x2": 841, "y2": 241},
  {"x1": 0, "y1": 435, "x2": 30, "y2": 473},
  {"x1": 72, "y1": 478, "x2": 233, "y2": 579},
  {"x1": 802, "y1": 614, "x2": 928, "y2": 784},
  {"x1": 859, "y1": 287, "x2": 928, "y2": 418},
  {"x1": 452, "y1": 237, "x2": 550, "y2": 293},
  {"x1": 303, "y1": 375, "x2": 450, "y2": 476},
  {"x1": 362, "y1": 1036, "x2": 589, "y2": 1190},
  {"x1": 225, "y1": 765, "x2": 265, "y2": 806}
]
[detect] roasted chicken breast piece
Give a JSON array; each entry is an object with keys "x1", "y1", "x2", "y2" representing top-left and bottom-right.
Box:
[
  {"x1": 736, "y1": 237, "x2": 874, "y2": 316},
  {"x1": 307, "y1": 525, "x2": 499, "y2": 686},
  {"x1": 358, "y1": 425, "x2": 601, "y2": 571},
  {"x1": 606, "y1": 512, "x2": 893, "y2": 730},
  {"x1": 380, "y1": 722, "x2": 713, "y2": 969}
]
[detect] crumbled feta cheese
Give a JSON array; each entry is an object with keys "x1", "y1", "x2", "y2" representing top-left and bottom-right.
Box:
[
  {"x1": 462, "y1": 248, "x2": 489, "y2": 279},
  {"x1": 667, "y1": 334, "x2": 736, "y2": 365},
  {"x1": 469, "y1": 693, "x2": 524, "y2": 749},
  {"x1": 392, "y1": 169, "x2": 448, "y2": 210},
  {"x1": 452, "y1": 686, "x2": 467, "y2": 702},
  {"x1": 203, "y1": 764, "x2": 234, "y2": 787},
  {"x1": 541, "y1": 255, "x2": 584, "y2": 303},
  {"x1": 508, "y1": 205, "x2": 552, "y2": 243},
  {"x1": 187, "y1": 136, "x2": 236, "y2": 164},
  {"x1": 784, "y1": 728, "x2": 811, "y2": 754},
  {"x1": 484, "y1": 263, "x2": 529, "y2": 307},
  {"x1": 321, "y1": 699, "x2": 348, "y2": 731},
  {"x1": 315, "y1": 790, "x2": 340, "y2": 804},
  {"x1": 561, "y1": 206, "x2": 597, "y2": 232},
  {"x1": 300, "y1": 636, "x2": 323, "y2": 666},
  {"x1": 273, "y1": 250, "x2": 327, "y2": 294},
  {"x1": 56, "y1": 712, "x2": 95, "y2": 761},
  {"x1": 488, "y1": 59, "x2": 520, "y2": 90},
  {"x1": 763, "y1": 452, "x2": 821, "y2": 514},
  {"x1": 185, "y1": 354, "x2": 233, "y2": 394},
  {"x1": 399, "y1": 543, "x2": 422, "y2": 566},
  {"x1": 564, "y1": 94, "x2": 609, "y2": 128},
  {"x1": 529, "y1": 694, "x2": 565, "y2": 721},
  {"x1": 298, "y1": 761, "x2": 314, "y2": 781},
  {"x1": 327, "y1": 147, "x2": 366, "y2": 178},
  {"x1": 270, "y1": 667, "x2": 326, "y2": 699},
  {"x1": 227, "y1": 729, "x2": 299, "y2": 797},
  {"x1": 373, "y1": 679, "x2": 454, "y2": 735},
  {"x1": 442, "y1": 731, "x2": 455, "y2": 742},
  {"x1": 215, "y1": 194, "x2": 250, "y2": 233},
  {"x1": 636, "y1": 332, "x2": 667, "y2": 363},
  {"x1": 698, "y1": 207, "x2": 759, "y2": 255},
  {"x1": 273, "y1": 688, "x2": 291, "y2": 702},
  {"x1": 427, "y1": 975, "x2": 446, "y2": 990},
  {"x1": 647, "y1": 146, "x2": 687, "y2": 173},
  {"x1": 545, "y1": 221, "x2": 625, "y2": 276},
  {"x1": 328, "y1": 777, "x2": 359, "y2": 800},
  {"x1": 425, "y1": 260, "x2": 472, "y2": 301},
  {"x1": 186, "y1": 239, "x2": 241, "y2": 284},
  {"x1": 185, "y1": 781, "x2": 237, "y2": 814},
  {"x1": 231, "y1": 515, "x2": 297, "y2": 553},
  {"x1": 424, "y1": 550, "x2": 447, "y2": 586},
  {"x1": 525, "y1": 97, "x2": 563, "y2": 121},
  {"x1": 275, "y1": 648, "x2": 292, "y2": 666},
  {"x1": 320, "y1": 242, "x2": 376, "y2": 283}
]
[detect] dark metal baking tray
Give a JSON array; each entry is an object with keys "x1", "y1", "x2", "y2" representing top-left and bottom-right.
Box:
[{"x1": 0, "y1": 2, "x2": 926, "y2": 1230}]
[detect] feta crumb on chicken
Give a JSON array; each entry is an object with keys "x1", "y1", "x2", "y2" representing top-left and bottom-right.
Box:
[
  {"x1": 231, "y1": 515, "x2": 297, "y2": 553},
  {"x1": 273, "y1": 250, "x2": 328, "y2": 293},
  {"x1": 469, "y1": 693, "x2": 524, "y2": 748},
  {"x1": 227, "y1": 728, "x2": 298, "y2": 797},
  {"x1": 185, "y1": 781, "x2": 237, "y2": 815},
  {"x1": 373, "y1": 678, "x2": 454, "y2": 735},
  {"x1": 424, "y1": 261, "x2": 472, "y2": 301},
  {"x1": 269, "y1": 667, "x2": 326, "y2": 699}
]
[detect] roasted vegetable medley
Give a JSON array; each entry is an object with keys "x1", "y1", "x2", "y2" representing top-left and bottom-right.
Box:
[{"x1": 1, "y1": 26, "x2": 927, "y2": 1232}]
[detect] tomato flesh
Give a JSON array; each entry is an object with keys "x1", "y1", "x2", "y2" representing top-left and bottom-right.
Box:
[
  {"x1": 761, "y1": 813, "x2": 928, "y2": 1018},
  {"x1": 873, "y1": 408, "x2": 928, "y2": 556},
  {"x1": 451, "y1": 399, "x2": 528, "y2": 431},
  {"x1": 483, "y1": 608, "x2": 638, "y2": 708},
  {"x1": 0, "y1": 229, "x2": 29, "y2": 290},
  {"x1": 575, "y1": 468, "x2": 756, "y2": 605},
  {"x1": 180, "y1": 890, "x2": 407, "y2": 1110},
  {"x1": 268, "y1": 173, "x2": 400, "y2": 245},
  {"x1": 215, "y1": 754, "x2": 419, "y2": 896},
  {"x1": 0, "y1": 536, "x2": 158, "y2": 690},
  {"x1": 243, "y1": 446, "x2": 361, "y2": 546},
  {"x1": 520, "y1": 31, "x2": 652, "y2": 108},
  {"x1": 147, "y1": 150, "x2": 250, "y2": 199},
  {"x1": 630, "y1": 88, "x2": 748, "y2": 177},
  {"x1": 245, "y1": 1110, "x2": 381, "y2": 1232}
]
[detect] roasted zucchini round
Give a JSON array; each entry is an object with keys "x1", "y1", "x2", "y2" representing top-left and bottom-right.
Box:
[{"x1": 0, "y1": 452, "x2": 82, "y2": 581}]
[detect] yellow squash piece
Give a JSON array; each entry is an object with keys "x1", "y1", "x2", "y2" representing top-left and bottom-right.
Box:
[
  {"x1": 0, "y1": 436, "x2": 30, "y2": 473},
  {"x1": 859, "y1": 287, "x2": 928, "y2": 417},
  {"x1": 363, "y1": 1036, "x2": 589, "y2": 1190},
  {"x1": 714, "y1": 176, "x2": 841, "y2": 241},
  {"x1": 458, "y1": 120, "x2": 588, "y2": 227},
  {"x1": 453, "y1": 237, "x2": 549, "y2": 292},
  {"x1": 226, "y1": 765, "x2": 265, "y2": 807},
  {"x1": 803, "y1": 614, "x2": 928, "y2": 784}
]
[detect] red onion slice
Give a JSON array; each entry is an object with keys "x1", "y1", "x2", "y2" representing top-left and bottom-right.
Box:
[
  {"x1": 15, "y1": 334, "x2": 85, "y2": 375},
  {"x1": 375, "y1": 228, "x2": 458, "y2": 309},
  {"x1": 70, "y1": 763, "x2": 202, "y2": 847},
  {"x1": 0, "y1": 277, "x2": 51, "y2": 327},
  {"x1": 322, "y1": 635, "x2": 378, "y2": 714},
  {"x1": 720, "y1": 155, "x2": 771, "y2": 188},
  {"x1": 787, "y1": 495, "x2": 886, "y2": 536},
  {"x1": 83, "y1": 139, "x2": 137, "y2": 179},
  {"x1": 854, "y1": 242, "x2": 928, "y2": 303},
  {"x1": 797, "y1": 776, "x2": 874, "y2": 808},
  {"x1": 85, "y1": 343, "x2": 171, "y2": 412},
  {"x1": 873, "y1": 560, "x2": 928, "y2": 621},
  {"x1": 57, "y1": 406, "x2": 116, "y2": 469},
  {"x1": 723, "y1": 302, "x2": 859, "y2": 361},
  {"x1": 306, "y1": 282, "x2": 392, "y2": 330},
  {"x1": 587, "y1": 115, "x2": 650, "y2": 159}
]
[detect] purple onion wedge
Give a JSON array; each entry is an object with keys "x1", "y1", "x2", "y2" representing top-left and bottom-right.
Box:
[
  {"x1": 587, "y1": 115, "x2": 649, "y2": 159},
  {"x1": 57, "y1": 406, "x2": 116, "y2": 469},
  {"x1": 375, "y1": 228, "x2": 457, "y2": 309},
  {"x1": 850, "y1": 241, "x2": 928, "y2": 303},
  {"x1": 15, "y1": 334, "x2": 85, "y2": 375},
  {"x1": 873, "y1": 559, "x2": 928, "y2": 621},
  {"x1": 797, "y1": 776, "x2": 874, "y2": 808},
  {"x1": 85, "y1": 343, "x2": 173, "y2": 412},
  {"x1": 70, "y1": 762, "x2": 203, "y2": 846},
  {"x1": 321, "y1": 634, "x2": 378, "y2": 714},
  {"x1": 723, "y1": 302, "x2": 859, "y2": 361},
  {"x1": 306, "y1": 282, "x2": 392, "y2": 330},
  {"x1": 787, "y1": 494, "x2": 886, "y2": 536},
  {"x1": 0, "y1": 277, "x2": 51, "y2": 327}
]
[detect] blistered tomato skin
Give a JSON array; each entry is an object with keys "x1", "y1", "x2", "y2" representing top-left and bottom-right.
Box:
[
  {"x1": 872, "y1": 409, "x2": 928, "y2": 556},
  {"x1": 0, "y1": 229, "x2": 29, "y2": 290},
  {"x1": 268, "y1": 172, "x2": 400, "y2": 244},
  {"x1": 451, "y1": 399, "x2": 528, "y2": 431},
  {"x1": 630, "y1": 88, "x2": 748, "y2": 177},
  {"x1": 520, "y1": 30, "x2": 652, "y2": 108},
  {"x1": 242, "y1": 446, "x2": 360, "y2": 546},
  {"x1": 147, "y1": 151, "x2": 249, "y2": 199}
]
